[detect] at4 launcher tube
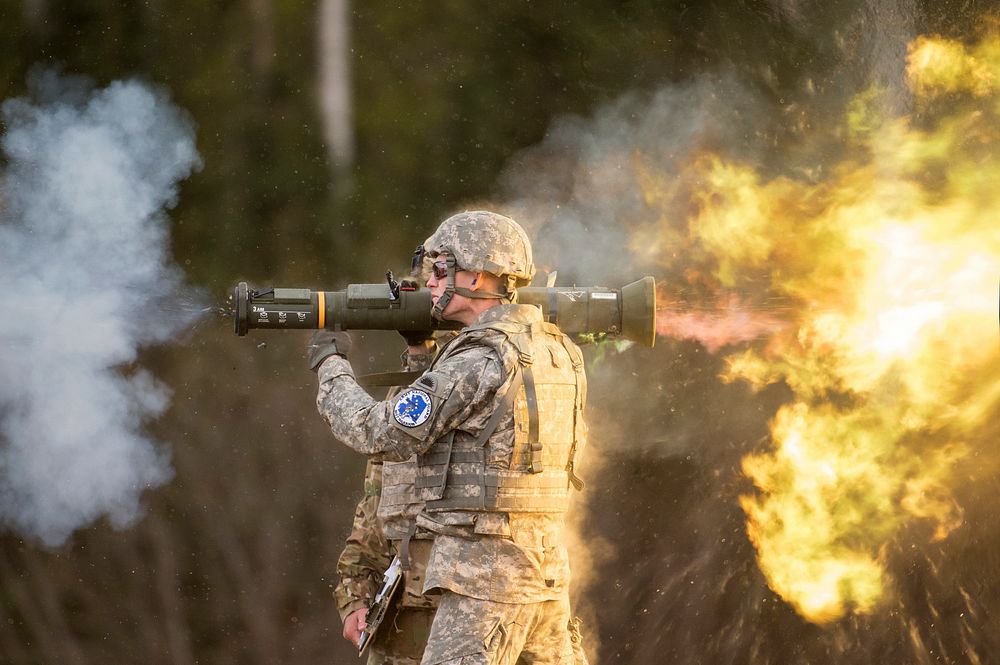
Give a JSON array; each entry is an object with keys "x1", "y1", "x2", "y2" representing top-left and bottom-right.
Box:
[{"x1": 232, "y1": 276, "x2": 656, "y2": 347}]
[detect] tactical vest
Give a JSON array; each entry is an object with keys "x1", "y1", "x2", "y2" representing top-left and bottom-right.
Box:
[
  {"x1": 376, "y1": 458, "x2": 424, "y2": 541},
  {"x1": 415, "y1": 308, "x2": 586, "y2": 514}
]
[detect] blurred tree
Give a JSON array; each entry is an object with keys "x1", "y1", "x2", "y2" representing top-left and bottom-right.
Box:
[{"x1": 318, "y1": 0, "x2": 354, "y2": 192}]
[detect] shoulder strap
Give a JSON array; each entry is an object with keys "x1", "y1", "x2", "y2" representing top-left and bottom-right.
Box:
[
  {"x1": 522, "y1": 365, "x2": 543, "y2": 473},
  {"x1": 473, "y1": 363, "x2": 525, "y2": 449},
  {"x1": 559, "y1": 334, "x2": 586, "y2": 491}
]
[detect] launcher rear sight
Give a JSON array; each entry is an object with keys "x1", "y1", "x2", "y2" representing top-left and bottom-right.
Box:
[{"x1": 232, "y1": 276, "x2": 657, "y2": 347}]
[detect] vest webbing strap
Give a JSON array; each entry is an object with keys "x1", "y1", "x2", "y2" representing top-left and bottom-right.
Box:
[
  {"x1": 417, "y1": 450, "x2": 485, "y2": 468},
  {"x1": 426, "y1": 470, "x2": 572, "y2": 512},
  {"x1": 522, "y1": 365, "x2": 543, "y2": 473},
  {"x1": 559, "y1": 334, "x2": 586, "y2": 491},
  {"x1": 415, "y1": 430, "x2": 455, "y2": 501},
  {"x1": 414, "y1": 473, "x2": 446, "y2": 489},
  {"x1": 398, "y1": 521, "x2": 417, "y2": 571},
  {"x1": 428, "y1": 496, "x2": 571, "y2": 512},
  {"x1": 475, "y1": 364, "x2": 525, "y2": 449},
  {"x1": 445, "y1": 470, "x2": 571, "y2": 489},
  {"x1": 427, "y1": 495, "x2": 570, "y2": 512}
]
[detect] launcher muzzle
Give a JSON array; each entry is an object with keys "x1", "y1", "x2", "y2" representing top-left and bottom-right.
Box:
[{"x1": 232, "y1": 276, "x2": 656, "y2": 347}]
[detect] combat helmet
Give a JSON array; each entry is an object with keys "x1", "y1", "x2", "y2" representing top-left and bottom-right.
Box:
[{"x1": 418, "y1": 211, "x2": 535, "y2": 320}]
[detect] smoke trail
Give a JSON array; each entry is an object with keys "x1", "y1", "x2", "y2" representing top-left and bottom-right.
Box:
[{"x1": 0, "y1": 69, "x2": 201, "y2": 547}]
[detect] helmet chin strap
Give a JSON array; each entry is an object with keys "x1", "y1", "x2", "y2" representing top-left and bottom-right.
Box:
[
  {"x1": 430, "y1": 253, "x2": 458, "y2": 321},
  {"x1": 431, "y1": 255, "x2": 515, "y2": 321}
]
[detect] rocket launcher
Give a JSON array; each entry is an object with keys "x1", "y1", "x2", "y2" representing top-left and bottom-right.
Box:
[{"x1": 232, "y1": 276, "x2": 656, "y2": 347}]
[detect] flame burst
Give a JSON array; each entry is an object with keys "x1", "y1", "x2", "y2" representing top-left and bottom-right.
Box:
[
  {"x1": 656, "y1": 290, "x2": 790, "y2": 353},
  {"x1": 646, "y1": 30, "x2": 1000, "y2": 622}
]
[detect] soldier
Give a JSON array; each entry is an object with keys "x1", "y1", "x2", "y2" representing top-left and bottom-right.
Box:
[
  {"x1": 334, "y1": 461, "x2": 588, "y2": 665},
  {"x1": 312, "y1": 211, "x2": 588, "y2": 664},
  {"x1": 335, "y1": 333, "x2": 440, "y2": 665},
  {"x1": 336, "y1": 460, "x2": 438, "y2": 664}
]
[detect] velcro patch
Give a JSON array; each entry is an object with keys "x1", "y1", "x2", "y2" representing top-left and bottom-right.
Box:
[{"x1": 393, "y1": 389, "x2": 433, "y2": 428}]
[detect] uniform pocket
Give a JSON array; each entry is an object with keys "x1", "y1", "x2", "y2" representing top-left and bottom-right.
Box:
[{"x1": 483, "y1": 618, "x2": 509, "y2": 660}]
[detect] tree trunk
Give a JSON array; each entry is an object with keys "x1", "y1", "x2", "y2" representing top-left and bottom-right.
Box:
[{"x1": 318, "y1": 0, "x2": 354, "y2": 191}]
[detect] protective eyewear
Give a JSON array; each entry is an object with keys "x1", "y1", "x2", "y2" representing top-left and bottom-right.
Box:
[
  {"x1": 431, "y1": 261, "x2": 450, "y2": 280},
  {"x1": 411, "y1": 244, "x2": 454, "y2": 281}
]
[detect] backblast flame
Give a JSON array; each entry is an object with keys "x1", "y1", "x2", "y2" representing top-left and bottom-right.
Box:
[
  {"x1": 656, "y1": 289, "x2": 790, "y2": 353},
  {"x1": 648, "y1": 29, "x2": 1000, "y2": 623}
]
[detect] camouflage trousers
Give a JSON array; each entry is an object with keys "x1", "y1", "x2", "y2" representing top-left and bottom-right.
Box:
[
  {"x1": 419, "y1": 591, "x2": 581, "y2": 665},
  {"x1": 367, "y1": 606, "x2": 436, "y2": 665},
  {"x1": 368, "y1": 649, "x2": 422, "y2": 665}
]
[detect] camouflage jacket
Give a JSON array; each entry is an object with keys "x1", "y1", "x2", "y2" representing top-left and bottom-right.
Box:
[
  {"x1": 332, "y1": 346, "x2": 436, "y2": 621},
  {"x1": 333, "y1": 459, "x2": 390, "y2": 621},
  {"x1": 317, "y1": 305, "x2": 584, "y2": 603}
]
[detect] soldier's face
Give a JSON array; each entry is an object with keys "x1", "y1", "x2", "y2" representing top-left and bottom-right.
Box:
[{"x1": 426, "y1": 254, "x2": 479, "y2": 323}]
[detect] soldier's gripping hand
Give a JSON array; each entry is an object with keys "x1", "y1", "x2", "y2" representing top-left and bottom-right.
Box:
[
  {"x1": 307, "y1": 330, "x2": 353, "y2": 371},
  {"x1": 342, "y1": 607, "x2": 368, "y2": 647}
]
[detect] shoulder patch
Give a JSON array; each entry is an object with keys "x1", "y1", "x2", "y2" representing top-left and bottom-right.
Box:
[
  {"x1": 417, "y1": 374, "x2": 437, "y2": 391},
  {"x1": 393, "y1": 388, "x2": 433, "y2": 428}
]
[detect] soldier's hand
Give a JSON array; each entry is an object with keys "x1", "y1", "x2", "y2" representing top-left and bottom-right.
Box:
[
  {"x1": 343, "y1": 607, "x2": 368, "y2": 647},
  {"x1": 307, "y1": 330, "x2": 352, "y2": 371}
]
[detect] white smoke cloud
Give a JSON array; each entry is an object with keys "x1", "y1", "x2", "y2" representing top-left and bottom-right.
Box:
[
  {"x1": 498, "y1": 75, "x2": 767, "y2": 286},
  {"x1": 0, "y1": 69, "x2": 201, "y2": 546}
]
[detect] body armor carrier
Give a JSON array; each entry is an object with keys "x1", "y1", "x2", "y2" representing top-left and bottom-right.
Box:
[
  {"x1": 416, "y1": 305, "x2": 586, "y2": 514},
  {"x1": 377, "y1": 305, "x2": 585, "y2": 551}
]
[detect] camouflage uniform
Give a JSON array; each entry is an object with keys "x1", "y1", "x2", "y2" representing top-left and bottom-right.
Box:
[
  {"x1": 335, "y1": 348, "x2": 440, "y2": 665},
  {"x1": 334, "y1": 461, "x2": 434, "y2": 664},
  {"x1": 334, "y1": 460, "x2": 388, "y2": 623},
  {"x1": 317, "y1": 302, "x2": 588, "y2": 665}
]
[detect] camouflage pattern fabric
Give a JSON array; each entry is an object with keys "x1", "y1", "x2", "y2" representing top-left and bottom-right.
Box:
[
  {"x1": 412, "y1": 313, "x2": 584, "y2": 515},
  {"x1": 368, "y1": 652, "x2": 421, "y2": 665},
  {"x1": 318, "y1": 306, "x2": 588, "y2": 661},
  {"x1": 335, "y1": 346, "x2": 440, "y2": 661},
  {"x1": 317, "y1": 305, "x2": 574, "y2": 602},
  {"x1": 567, "y1": 617, "x2": 588, "y2": 665},
  {"x1": 368, "y1": 605, "x2": 435, "y2": 664},
  {"x1": 423, "y1": 211, "x2": 534, "y2": 283},
  {"x1": 335, "y1": 345, "x2": 437, "y2": 617},
  {"x1": 335, "y1": 465, "x2": 436, "y2": 664},
  {"x1": 419, "y1": 591, "x2": 574, "y2": 665},
  {"x1": 334, "y1": 459, "x2": 390, "y2": 621}
]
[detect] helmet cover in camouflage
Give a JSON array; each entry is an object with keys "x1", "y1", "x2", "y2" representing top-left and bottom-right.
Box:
[{"x1": 424, "y1": 211, "x2": 535, "y2": 285}]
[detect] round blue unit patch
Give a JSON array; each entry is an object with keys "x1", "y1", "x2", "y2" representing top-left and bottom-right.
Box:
[{"x1": 393, "y1": 388, "x2": 433, "y2": 428}]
